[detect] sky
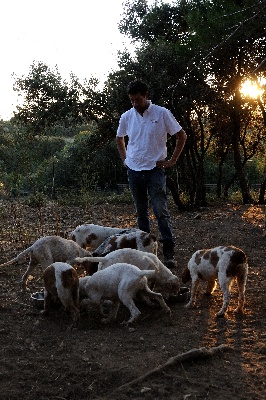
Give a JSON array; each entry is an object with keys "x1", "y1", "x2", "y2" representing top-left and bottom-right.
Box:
[{"x1": 0, "y1": 0, "x2": 173, "y2": 121}]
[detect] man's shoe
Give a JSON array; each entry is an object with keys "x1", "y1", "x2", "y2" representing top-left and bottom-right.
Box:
[
  {"x1": 162, "y1": 241, "x2": 175, "y2": 262},
  {"x1": 163, "y1": 249, "x2": 175, "y2": 262},
  {"x1": 164, "y1": 259, "x2": 177, "y2": 269}
]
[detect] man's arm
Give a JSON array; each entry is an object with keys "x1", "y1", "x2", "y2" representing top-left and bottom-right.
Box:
[
  {"x1": 116, "y1": 136, "x2": 127, "y2": 165},
  {"x1": 156, "y1": 129, "x2": 187, "y2": 169}
]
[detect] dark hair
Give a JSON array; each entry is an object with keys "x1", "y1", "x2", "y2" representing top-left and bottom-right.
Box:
[{"x1": 127, "y1": 80, "x2": 148, "y2": 96}]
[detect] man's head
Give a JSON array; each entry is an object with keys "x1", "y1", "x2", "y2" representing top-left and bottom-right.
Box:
[
  {"x1": 127, "y1": 80, "x2": 148, "y2": 96},
  {"x1": 127, "y1": 80, "x2": 149, "y2": 114}
]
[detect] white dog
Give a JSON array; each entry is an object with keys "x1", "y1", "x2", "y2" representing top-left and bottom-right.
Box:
[
  {"x1": 0, "y1": 236, "x2": 91, "y2": 289},
  {"x1": 182, "y1": 245, "x2": 248, "y2": 317},
  {"x1": 70, "y1": 223, "x2": 139, "y2": 249},
  {"x1": 93, "y1": 230, "x2": 158, "y2": 256},
  {"x1": 79, "y1": 262, "x2": 172, "y2": 325},
  {"x1": 75, "y1": 248, "x2": 179, "y2": 298},
  {"x1": 42, "y1": 262, "x2": 80, "y2": 328}
]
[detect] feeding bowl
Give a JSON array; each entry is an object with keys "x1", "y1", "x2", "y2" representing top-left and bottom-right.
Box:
[
  {"x1": 169, "y1": 287, "x2": 190, "y2": 303},
  {"x1": 30, "y1": 291, "x2": 45, "y2": 309}
]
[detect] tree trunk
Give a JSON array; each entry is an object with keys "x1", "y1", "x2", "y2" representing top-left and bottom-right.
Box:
[
  {"x1": 258, "y1": 176, "x2": 266, "y2": 204},
  {"x1": 232, "y1": 137, "x2": 254, "y2": 204},
  {"x1": 231, "y1": 94, "x2": 254, "y2": 204},
  {"x1": 217, "y1": 147, "x2": 229, "y2": 198},
  {"x1": 166, "y1": 175, "x2": 187, "y2": 211},
  {"x1": 195, "y1": 159, "x2": 207, "y2": 207},
  {"x1": 223, "y1": 172, "x2": 237, "y2": 199}
]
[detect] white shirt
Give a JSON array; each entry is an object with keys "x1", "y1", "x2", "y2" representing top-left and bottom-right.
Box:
[{"x1": 116, "y1": 101, "x2": 182, "y2": 171}]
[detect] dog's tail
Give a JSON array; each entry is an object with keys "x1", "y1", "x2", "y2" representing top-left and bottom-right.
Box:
[
  {"x1": 72, "y1": 256, "x2": 105, "y2": 264},
  {"x1": 141, "y1": 255, "x2": 159, "y2": 273},
  {"x1": 0, "y1": 246, "x2": 33, "y2": 267},
  {"x1": 138, "y1": 269, "x2": 157, "y2": 279},
  {"x1": 153, "y1": 239, "x2": 158, "y2": 255}
]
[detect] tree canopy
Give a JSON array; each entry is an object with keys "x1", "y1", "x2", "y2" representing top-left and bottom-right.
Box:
[{"x1": 2, "y1": 0, "x2": 265, "y2": 205}]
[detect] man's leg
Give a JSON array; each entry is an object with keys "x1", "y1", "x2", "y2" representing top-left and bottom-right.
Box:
[
  {"x1": 127, "y1": 168, "x2": 150, "y2": 233},
  {"x1": 148, "y1": 168, "x2": 175, "y2": 261}
]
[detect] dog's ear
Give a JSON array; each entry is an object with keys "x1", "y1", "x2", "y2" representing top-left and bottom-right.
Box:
[
  {"x1": 167, "y1": 275, "x2": 180, "y2": 287},
  {"x1": 169, "y1": 277, "x2": 180, "y2": 292},
  {"x1": 181, "y1": 266, "x2": 191, "y2": 283}
]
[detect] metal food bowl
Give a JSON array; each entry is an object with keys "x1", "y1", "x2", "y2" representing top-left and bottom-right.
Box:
[
  {"x1": 30, "y1": 291, "x2": 45, "y2": 309},
  {"x1": 169, "y1": 287, "x2": 190, "y2": 303}
]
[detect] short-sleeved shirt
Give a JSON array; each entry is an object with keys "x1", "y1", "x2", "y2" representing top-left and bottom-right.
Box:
[{"x1": 116, "y1": 101, "x2": 182, "y2": 171}]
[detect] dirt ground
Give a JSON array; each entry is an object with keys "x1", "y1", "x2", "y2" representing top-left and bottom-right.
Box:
[{"x1": 0, "y1": 198, "x2": 265, "y2": 400}]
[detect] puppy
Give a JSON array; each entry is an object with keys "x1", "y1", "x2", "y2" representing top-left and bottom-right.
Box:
[
  {"x1": 0, "y1": 236, "x2": 91, "y2": 289},
  {"x1": 75, "y1": 248, "x2": 180, "y2": 299},
  {"x1": 79, "y1": 262, "x2": 172, "y2": 325},
  {"x1": 42, "y1": 262, "x2": 80, "y2": 328},
  {"x1": 182, "y1": 245, "x2": 248, "y2": 317},
  {"x1": 70, "y1": 223, "x2": 139, "y2": 249}
]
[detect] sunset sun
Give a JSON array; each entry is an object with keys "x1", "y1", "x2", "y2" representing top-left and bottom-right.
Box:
[{"x1": 240, "y1": 79, "x2": 264, "y2": 99}]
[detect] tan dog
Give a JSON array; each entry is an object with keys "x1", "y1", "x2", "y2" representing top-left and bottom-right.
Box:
[{"x1": 0, "y1": 236, "x2": 91, "y2": 289}]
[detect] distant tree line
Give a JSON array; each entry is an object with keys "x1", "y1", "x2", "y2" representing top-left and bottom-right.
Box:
[{"x1": 0, "y1": 0, "x2": 265, "y2": 207}]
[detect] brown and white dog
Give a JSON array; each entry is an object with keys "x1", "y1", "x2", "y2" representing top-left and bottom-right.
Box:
[
  {"x1": 42, "y1": 262, "x2": 80, "y2": 328},
  {"x1": 92, "y1": 230, "x2": 158, "y2": 257},
  {"x1": 182, "y1": 245, "x2": 248, "y2": 317},
  {"x1": 75, "y1": 248, "x2": 180, "y2": 299},
  {"x1": 79, "y1": 262, "x2": 172, "y2": 325},
  {"x1": 0, "y1": 236, "x2": 91, "y2": 289},
  {"x1": 70, "y1": 223, "x2": 139, "y2": 250}
]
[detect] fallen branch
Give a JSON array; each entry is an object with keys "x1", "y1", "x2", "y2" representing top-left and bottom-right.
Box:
[{"x1": 114, "y1": 344, "x2": 231, "y2": 393}]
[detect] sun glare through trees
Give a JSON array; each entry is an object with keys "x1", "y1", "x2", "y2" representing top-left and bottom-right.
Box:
[{"x1": 240, "y1": 79, "x2": 264, "y2": 99}]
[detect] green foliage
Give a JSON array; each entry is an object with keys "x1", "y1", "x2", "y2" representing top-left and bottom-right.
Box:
[
  {"x1": 19, "y1": 123, "x2": 125, "y2": 194},
  {"x1": 119, "y1": 0, "x2": 188, "y2": 43},
  {"x1": 13, "y1": 62, "x2": 103, "y2": 134},
  {"x1": 0, "y1": 126, "x2": 66, "y2": 192},
  {"x1": 27, "y1": 191, "x2": 48, "y2": 208}
]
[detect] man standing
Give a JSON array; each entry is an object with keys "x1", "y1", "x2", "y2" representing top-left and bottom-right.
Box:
[{"x1": 116, "y1": 80, "x2": 186, "y2": 262}]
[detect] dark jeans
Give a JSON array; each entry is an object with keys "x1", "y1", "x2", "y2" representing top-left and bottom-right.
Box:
[{"x1": 127, "y1": 167, "x2": 174, "y2": 246}]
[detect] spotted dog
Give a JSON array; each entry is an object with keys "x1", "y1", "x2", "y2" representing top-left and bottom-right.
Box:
[
  {"x1": 182, "y1": 245, "x2": 248, "y2": 317},
  {"x1": 0, "y1": 236, "x2": 91, "y2": 290},
  {"x1": 93, "y1": 230, "x2": 158, "y2": 257},
  {"x1": 70, "y1": 223, "x2": 139, "y2": 250},
  {"x1": 42, "y1": 262, "x2": 80, "y2": 328}
]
